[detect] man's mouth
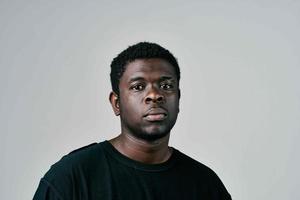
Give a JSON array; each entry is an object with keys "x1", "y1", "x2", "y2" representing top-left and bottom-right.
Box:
[
  {"x1": 144, "y1": 113, "x2": 167, "y2": 121},
  {"x1": 144, "y1": 108, "x2": 167, "y2": 122}
]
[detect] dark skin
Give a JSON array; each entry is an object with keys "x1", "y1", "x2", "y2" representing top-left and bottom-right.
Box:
[{"x1": 109, "y1": 58, "x2": 180, "y2": 164}]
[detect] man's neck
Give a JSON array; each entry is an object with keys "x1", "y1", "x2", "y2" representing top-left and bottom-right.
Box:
[{"x1": 109, "y1": 133, "x2": 172, "y2": 164}]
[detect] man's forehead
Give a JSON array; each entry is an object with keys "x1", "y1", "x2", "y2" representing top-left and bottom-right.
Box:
[{"x1": 123, "y1": 58, "x2": 177, "y2": 78}]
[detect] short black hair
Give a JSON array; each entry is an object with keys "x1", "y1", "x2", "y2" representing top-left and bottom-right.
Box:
[{"x1": 110, "y1": 42, "x2": 180, "y2": 95}]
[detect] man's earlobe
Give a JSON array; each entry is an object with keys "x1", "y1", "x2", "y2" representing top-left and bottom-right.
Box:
[{"x1": 109, "y1": 92, "x2": 120, "y2": 116}]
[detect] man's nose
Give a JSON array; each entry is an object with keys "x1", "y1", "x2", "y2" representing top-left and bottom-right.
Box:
[{"x1": 145, "y1": 86, "x2": 165, "y2": 104}]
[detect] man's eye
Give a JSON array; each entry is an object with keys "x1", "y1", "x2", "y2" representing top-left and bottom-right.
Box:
[
  {"x1": 131, "y1": 84, "x2": 145, "y2": 91},
  {"x1": 160, "y1": 83, "x2": 174, "y2": 90}
]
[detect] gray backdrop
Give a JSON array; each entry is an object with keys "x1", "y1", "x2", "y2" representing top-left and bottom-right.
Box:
[{"x1": 1, "y1": 0, "x2": 299, "y2": 199}]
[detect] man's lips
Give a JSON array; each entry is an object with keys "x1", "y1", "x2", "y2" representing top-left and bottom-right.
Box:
[
  {"x1": 144, "y1": 108, "x2": 167, "y2": 122},
  {"x1": 145, "y1": 113, "x2": 166, "y2": 121}
]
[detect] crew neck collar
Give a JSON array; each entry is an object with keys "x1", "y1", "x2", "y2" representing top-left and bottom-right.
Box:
[{"x1": 102, "y1": 140, "x2": 178, "y2": 172}]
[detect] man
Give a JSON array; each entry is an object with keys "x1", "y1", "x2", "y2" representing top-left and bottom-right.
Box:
[{"x1": 34, "y1": 42, "x2": 232, "y2": 199}]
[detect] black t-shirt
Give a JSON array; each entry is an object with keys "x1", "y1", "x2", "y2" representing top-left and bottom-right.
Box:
[{"x1": 34, "y1": 141, "x2": 231, "y2": 200}]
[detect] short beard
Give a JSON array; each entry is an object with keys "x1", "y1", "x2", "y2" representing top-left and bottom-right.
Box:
[{"x1": 130, "y1": 130, "x2": 170, "y2": 142}]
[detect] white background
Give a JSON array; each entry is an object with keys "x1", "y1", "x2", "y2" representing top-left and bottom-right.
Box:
[{"x1": 1, "y1": 0, "x2": 299, "y2": 199}]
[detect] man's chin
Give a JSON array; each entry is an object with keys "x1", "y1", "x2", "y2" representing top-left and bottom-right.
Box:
[{"x1": 133, "y1": 130, "x2": 170, "y2": 142}]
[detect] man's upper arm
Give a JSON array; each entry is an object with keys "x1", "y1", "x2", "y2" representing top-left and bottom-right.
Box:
[{"x1": 33, "y1": 179, "x2": 64, "y2": 200}]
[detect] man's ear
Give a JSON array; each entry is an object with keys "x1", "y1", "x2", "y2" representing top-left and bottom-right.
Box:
[
  {"x1": 109, "y1": 91, "x2": 120, "y2": 116},
  {"x1": 177, "y1": 88, "x2": 181, "y2": 114}
]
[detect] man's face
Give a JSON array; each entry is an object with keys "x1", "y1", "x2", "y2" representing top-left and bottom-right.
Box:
[{"x1": 114, "y1": 58, "x2": 180, "y2": 141}]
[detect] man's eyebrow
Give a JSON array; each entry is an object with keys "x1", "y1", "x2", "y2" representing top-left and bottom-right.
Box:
[
  {"x1": 128, "y1": 76, "x2": 176, "y2": 83},
  {"x1": 160, "y1": 76, "x2": 176, "y2": 81}
]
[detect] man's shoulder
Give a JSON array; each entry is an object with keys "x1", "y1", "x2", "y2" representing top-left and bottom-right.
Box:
[
  {"x1": 43, "y1": 142, "x2": 107, "y2": 179},
  {"x1": 174, "y1": 149, "x2": 222, "y2": 179},
  {"x1": 68, "y1": 142, "x2": 99, "y2": 154},
  {"x1": 176, "y1": 149, "x2": 211, "y2": 169},
  {"x1": 35, "y1": 142, "x2": 110, "y2": 199},
  {"x1": 174, "y1": 149, "x2": 231, "y2": 198},
  {"x1": 64, "y1": 142, "x2": 101, "y2": 161},
  {"x1": 57, "y1": 142, "x2": 101, "y2": 165}
]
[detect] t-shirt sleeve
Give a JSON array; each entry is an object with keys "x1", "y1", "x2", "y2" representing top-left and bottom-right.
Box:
[
  {"x1": 210, "y1": 170, "x2": 232, "y2": 200},
  {"x1": 33, "y1": 156, "x2": 74, "y2": 200},
  {"x1": 33, "y1": 179, "x2": 64, "y2": 200},
  {"x1": 33, "y1": 144, "x2": 100, "y2": 200}
]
